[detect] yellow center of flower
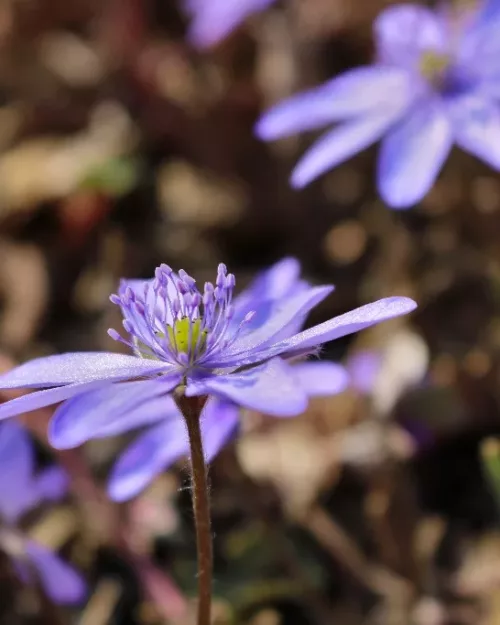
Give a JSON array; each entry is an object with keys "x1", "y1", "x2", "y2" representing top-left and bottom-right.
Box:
[
  {"x1": 419, "y1": 51, "x2": 451, "y2": 82},
  {"x1": 167, "y1": 317, "x2": 208, "y2": 354}
]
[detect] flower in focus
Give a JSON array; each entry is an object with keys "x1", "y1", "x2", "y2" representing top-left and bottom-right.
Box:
[
  {"x1": 105, "y1": 258, "x2": 352, "y2": 501},
  {"x1": 0, "y1": 261, "x2": 415, "y2": 456},
  {"x1": 0, "y1": 423, "x2": 85, "y2": 604},
  {"x1": 256, "y1": 2, "x2": 500, "y2": 208},
  {"x1": 184, "y1": 0, "x2": 275, "y2": 48}
]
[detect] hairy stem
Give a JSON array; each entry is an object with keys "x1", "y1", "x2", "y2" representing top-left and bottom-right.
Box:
[{"x1": 175, "y1": 393, "x2": 212, "y2": 625}]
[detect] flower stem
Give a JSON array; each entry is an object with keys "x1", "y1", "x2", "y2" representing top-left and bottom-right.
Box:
[{"x1": 175, "y1": 393, "x2": 212, "y2": 625}]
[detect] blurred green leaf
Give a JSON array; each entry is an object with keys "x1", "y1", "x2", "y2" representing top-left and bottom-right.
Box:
[
  {"x1": 79, "y1": 156, "x2": 140, "y2": 197},
  {"x1": 481, "y1": 438, "x2": 500, "y2": 509}
]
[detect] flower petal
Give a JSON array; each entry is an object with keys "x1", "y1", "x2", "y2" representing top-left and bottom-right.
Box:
[
  {"x1": 347, "y1": 350, "x2": 383, "y2": 394},
  {"x1": 274, "y1": 297, "x2": 417, "y2": 356},
  {"x1": 25, "y1": 541, "x2": 86, "y2": 604},
  {"x1": 0, "y1": 380, "x2": 108, "y2": 421},
  {"x1": 0, "y1": 352, "x2": 172, "y2": 389},
  {"x1": 378, "y1": 99, "x2": 453, "y2": 208},
  {"x1": 108, "y1": 416, "x2": 188, "y2": 501},
  {"x1": 186, "y1": 358, "x2": 308, "y2": 417},
  {"x1": 232, "y1": 257, "x2": 302, "y2": 315},
  {"x1": 231, "y1": 258, "x2": 311, "y2": 339},
  {"x1": 0, "y1": 423, "x2": 38, "y2": 522},
  {"x1": 49, "y1": 377, "x2": 181, "y2": 449},
  {"x1": 187, "y1": 0, "x2": 274, "y2": 48},
  {"x1": 212, "y1": 286, "x2": 333, "y2": 362},
  {"x1": 290, "y1": 112, "x2": 403, "y2": 189},
  {"x1": 374, "y1": 4, "x2": 448, "y2": 66},
  {"x1": 450, "y1": 94, "x2": 500, "y2": 169},
  {"x1": 201, "y1": 400, "x2": 240, "y2": 462},
  {"x1": 291, "y1": 361, "x2": 349, "y2": 397},
  {"x1": 256, "y1": 67, "x2": 413, "y2": 140},
  {"x1": 35, "y1": 466, "x2": 69, "y2": 503}
]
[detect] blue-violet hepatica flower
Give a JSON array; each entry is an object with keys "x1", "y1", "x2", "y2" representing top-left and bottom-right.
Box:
[
  {"x1": 0, "y1": 262, "x2": 415, "y2": 462},
  {"x1": 104, "y1": 257, "x2": 354, "y2": 501},
  {"x1": 185, "y1": 0, "x2": 275, "y2": 48},
  {"x1": 256, "y1": 2, "x2": 500, "y2": 208},
  {"x1": 0, "y1": 423, "x2": 85, "y2": 604}
]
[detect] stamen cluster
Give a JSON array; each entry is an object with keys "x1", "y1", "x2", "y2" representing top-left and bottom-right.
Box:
[{"x1": 107, "y1": 263, "x2": 254, "y2": 369}]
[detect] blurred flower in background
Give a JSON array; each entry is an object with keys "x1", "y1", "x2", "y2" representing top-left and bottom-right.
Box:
[
  {"x1": 256, "y1": 2, "x2": 500, "y2": 208},
  {"x1": 185, "y1": 0, "x2": 276, "y2": 48},
  {"x1": 0, "y1": 423, "x2": 85, "y2": 604}
]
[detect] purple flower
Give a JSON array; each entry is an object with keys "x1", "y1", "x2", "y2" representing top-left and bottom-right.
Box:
[
  {"x1": 255, "y1": 2, "x2": 500, "y2": 208},
  {"x1": 0, "y1": 423, "x2": 85, "y2": 604},
  {"x1": 0, "y1": 260, "x2": 415, "y2": 465},
  {"x1": 185, "y1": 0, "x2": 275, "y2": 48},
  {"x1": 104, "y1": 258, "x2": 352, "y2": 501}
]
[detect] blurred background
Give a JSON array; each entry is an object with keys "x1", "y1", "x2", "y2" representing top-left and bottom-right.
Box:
[{"x1": 1, "y1": 0, "x2": 500, "y2": 623}]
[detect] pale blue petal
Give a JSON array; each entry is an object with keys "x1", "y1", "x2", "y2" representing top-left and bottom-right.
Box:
[
  {"x1": 49, "y1": 377, "x2": 181, "y2": 449},
  {"x1": 378, "y1": 99, "x2": 453, "y2": 208},
  {"x1": 35, "y1": 466, "x2": 69, "y2": 502},
  {"x1": 374, "y1": 4, "x2": 448, "y2": 66},
  {"x1": 450, "y1": 94, "x2": 500, "y2": 169},
  {"x1": 187, "y1": 0, "x2": 274, "y2": 48},
  {"x1": 26, "y1": 541, "x2": 86, "y2": 604},
  {"x1": 186, "y1": 358, "x2": 308, "y2": 417},
  {"x1": 201, "y1": 400, "x2": 240, "y2": 462},
  {"x1": 108, "y1": 416, "x2": 188, "y2": 501},
  {"x1": 232, "y1": 257, "x2": 302, "y2": 316},
  {"x1": 274, "y1": 297, "x2": 417, "y2": 357},
  {"x1": 256, "y1": 67, "x2": 413, "y2": 140},
  {"x1": 0, "y1": 352, "x2": 172, "y2": 389},
  {"x1": 291, "y1": 361, "x2": 349, "y2": 397},
  {"x1": 0, "y1": 380, "x2": 108, "y2": 421},
  {"x1": 231, "y1": 258, "x2": 311, "y2": 340},
  {"x1": 0, "y1": 423, "x2": 38, "y2": 522},
  {"x1": 290, "y1": 111, "x2": 404, "y2": 189},
  {"x1": 211, "y1": 286, "x2": 333, "y2": 362},
  {"x1": 347, "y1": 350, "x2": 382, "y2": 394}
]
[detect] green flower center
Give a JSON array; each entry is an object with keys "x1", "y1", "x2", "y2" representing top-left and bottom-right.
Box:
[
  {"x1": 166, "y1": 317, "x2": 208, "y2": 355},
  {"x1": 419, "y1": 50, "x2": 451, "y2": 82}
]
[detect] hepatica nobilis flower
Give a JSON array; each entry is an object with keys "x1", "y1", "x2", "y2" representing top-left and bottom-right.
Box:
[
  {"x1": 0, "y1": 423, "x2": 85, "y2": 604},
  {"x1": 184, "y1": 0, "x2": 275, "y2": 48},
  {"x1": 99, "y1": 258, "x2": 356, "y2": 501},
  {"x1": 0, "y1": 262, "x2": 415, "y2": 467},
  {"x1": 256, "y1": 1, "x2": 500, "y2": 208}
]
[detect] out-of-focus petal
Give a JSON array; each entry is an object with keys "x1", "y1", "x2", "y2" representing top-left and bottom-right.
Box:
[
  {"x1": 378, "y1": 99, "x2": 452, "y2": 208},
  {"x1": 291, "y1": 361, "x2": 349, "y2": 397},
  {"x1": 231, "y1": 258, "x2": 311, "y2": 340},
  {"x1": 35, "y1": 467, "x2": 69, "y2": 503},
  {"x1": 232, "y1": 257, "x2": 302, "y2": 316},
  {"x1": 256, "y1": 67, "x2": 414, "y2": 140},
  {"x1": 374, "y1": 4, "x2": 448, "y2": 66},
  {"x1": 107, "y1": 416, "x2": 188, "y2": 501},
  {"x1": 290, "y1": 111, "x2": 404, "y2": 189},
  {"x1": 450, "y1": 93, "x2": 500, "y2": 169},
  {"x1": 49, "y1": 377, "x2": 181, "y2": 449},
  {"x1": 201, "y1": 400, "x2": 240, "y2": 462},
  {"x1": 25, "y1": 541, "x2": 86, "y2": 605},
  {"x1": 0, "y1": 423, "x2": 38, "y2": 522},
  {"x1": 187, "y1": 0, "x2": 274, "y2": 48},
  {"x1": 186, "y1": 358, "x2": 308, "y2": 417},
  {"x1": 347, "y1": 351, "x2": 383, "y2": 394},
  {"x1": 0, "y1": 352, "x2": 172, "y2": 389}
]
